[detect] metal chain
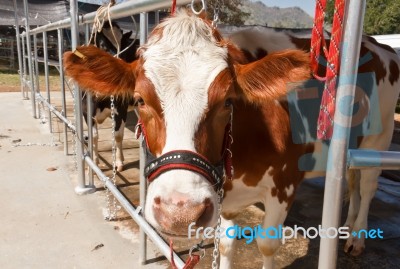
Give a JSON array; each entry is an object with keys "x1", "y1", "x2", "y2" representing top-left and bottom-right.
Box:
[
  {"x1": 212, "y1": 188, "x2": 224, "y2": 269},
  {"x1": 71, "y1": 90, "x2": 79, "y2": 172},
  {"x1": 104, "y1": 94, "x2": 119, "y2": 220},
  {"x1": 212, "y1": 0, "x2": 220, "y2": 28},
  {"x1": 38, "y1": 97, "x2": 47, "y2": 124},
  {"x1": 88, "y1": 3, "x2": 121, "y2": 221},
  {"x1": 211, "y1": 106, "x2": 233, "y2": 269}
]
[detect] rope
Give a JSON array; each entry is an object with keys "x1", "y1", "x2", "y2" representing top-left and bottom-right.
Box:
[
  {"x1": 311, "y1": 0, "x2": 346, "y2": 139},
  {"x1": 88, "y1": 1, "x2": 120, "y2": 56},
  {"x1": 310, "y1": 0, "x2": 327, "y2": 80}
]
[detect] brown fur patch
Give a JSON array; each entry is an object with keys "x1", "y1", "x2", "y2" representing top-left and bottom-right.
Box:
[
  {"x1": 227, "y1": 98, "x2": 314, "y2": 206},
  {"x1": 195, "y1": 70, "x2": 235, "y2": 164},
  {"x1": 134, "y1": 68, "x2": 166, "y2": 156},
  {"x1": 258, "y1": 243, "x2": 276, "y2": 256},
  {"x1": 63, "y1": 46, "x2": 137, "y2": 97},
  {"x1": 360, "y1": 48, "x2": 387, "y2": 85},
  {"x1": 234, "y1": 50, "x2": 311, "y2": 105},
  {"x1": 389, "y1": 60, "x2": 400, "y2": 85}
]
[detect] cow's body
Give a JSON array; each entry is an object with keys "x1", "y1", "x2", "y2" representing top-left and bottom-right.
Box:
[
  {"x1": 222, "y1": 26, "x2": 400, "y2": 263},
  {"x1": 64, "y1": 10, "x2": 400, "y2": 268},
  {"x1": 83, "y1": 23, "x2": 137, "y2": 171}
]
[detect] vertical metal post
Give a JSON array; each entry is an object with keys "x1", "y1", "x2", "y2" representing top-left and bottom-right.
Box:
[
  {"x1": 139, "y1": 11, "x2": 149, "y2": 266},
  {"x1": 13, "y1": 0, "x2": 24, "y2": 98},
  {"x1": 57, "y1": 28, "x2": 69, "y2": 155},
  {"x1": 70, "y1": 0, "x2": 94, "y2": 194},
  {"x1": 139, "y1": 138, "x2": 148, "y2": 265},
  {"x1": 33, "y1": 33, "x2": 40, "y2": 116},
  {"x1": 85, "y1": 22, "x2": 94, "y2": 186},
  {"x1": 21, "y1": 30, "x2": 28, "y2": 99},
  {"x1": 318, "y1": 1, "x2": 366, "y2": 268},
  {"x1": 23, "y1": 0, "x2": 37, "y2": 118},
  {"x1": 140, "y1": 12, "x2": 149, "y2": 43},
  {"x1": 43, "y1": 31, "x2": 52, "y2": 132}
]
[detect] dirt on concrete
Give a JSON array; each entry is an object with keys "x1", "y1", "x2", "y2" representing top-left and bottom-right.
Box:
[{"x1": 0, "y1": 85, "x2": 20, "y2": 92}]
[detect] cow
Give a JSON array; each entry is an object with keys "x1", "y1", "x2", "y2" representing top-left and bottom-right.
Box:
[
  {"x1": 82, "y1": 22, "x2": 138, "y2": 172},
  {"x1": 63, "y1": 9, "x2": 400, "y2": 268}
]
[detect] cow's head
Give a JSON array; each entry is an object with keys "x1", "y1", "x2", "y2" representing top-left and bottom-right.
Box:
[
  {"x1": 64, "y1": 9, "x2": 310, "y2": 237},
  {"x1": 93, "y1": 22, "x2": 137, "y2": 63}
]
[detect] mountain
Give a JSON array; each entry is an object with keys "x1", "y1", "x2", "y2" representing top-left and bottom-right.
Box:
[{"x1": 241, "y1": 0, "x2": 313, "y2": 28}]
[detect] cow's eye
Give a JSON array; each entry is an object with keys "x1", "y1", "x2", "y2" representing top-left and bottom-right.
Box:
[
  {"x1": 224, "y1": 98, "x2": 233, "y2": 108},
  {"x1": 135, "y1": 97, "x2": 145, "y2": 107}
]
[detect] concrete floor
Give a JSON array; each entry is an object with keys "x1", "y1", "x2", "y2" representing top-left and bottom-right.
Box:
[
  {"x1": 0, "y1": 92, "x2": 164, "y2": 269},
  {"x1": 1, "y1": 91, "x2": 399, "y2": 269}
]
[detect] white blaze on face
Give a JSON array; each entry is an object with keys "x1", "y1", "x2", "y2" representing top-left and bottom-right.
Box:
[{"x1": 142, "y1": 11, "x2": 228, "y2": 154}]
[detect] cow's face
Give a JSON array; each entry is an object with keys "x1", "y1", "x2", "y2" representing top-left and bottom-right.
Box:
[
  {"x1": 63, "y1": 9, "x2": 310, "y2": 237},
  {"x1": 135, "y1": 13, "x2": 234, "y2": 235}
]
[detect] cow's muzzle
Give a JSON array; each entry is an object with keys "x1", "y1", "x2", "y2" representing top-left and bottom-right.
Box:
[{"x1": 153, "y1": 193, "x2": 213, "y2": 236}]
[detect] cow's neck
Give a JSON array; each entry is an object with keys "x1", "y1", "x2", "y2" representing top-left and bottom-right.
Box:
[{"x1": 227, "y1": 99, "x2": 312, "y2": 206}]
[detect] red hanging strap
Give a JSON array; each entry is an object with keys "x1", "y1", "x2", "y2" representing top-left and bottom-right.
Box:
[
  {"x1": 311, "y1": 0, "x2": 346, "y2": 139},
  {"x1": 171, "y1": 0, "x2": 177, "y2": 15},
  {"x1": 310, "y1": 0, "x2": 327, "y2": 80}
]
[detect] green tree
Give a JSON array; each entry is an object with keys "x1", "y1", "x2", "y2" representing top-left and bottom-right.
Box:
[
  {"x1": 363, "y1": 0, "x2": 400, "y2": 35},
  {"x1": 324, "y1": 0, "x2": 400, "y2": 35},
  {"x1": 196, "y1": 0, "x2": 250, "y2": 25}
]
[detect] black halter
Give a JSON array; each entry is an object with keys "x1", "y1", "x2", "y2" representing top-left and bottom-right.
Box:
[{"x1": 135, "y1": 120, "x2": 233, "y2": 192}]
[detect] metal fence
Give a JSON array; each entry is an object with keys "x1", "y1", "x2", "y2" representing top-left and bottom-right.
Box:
[
  {"x1": 13, "y1": 0, "x2": 400, "y2": 269},
  {"x1": 0, "y1": 37, "x2": 16, "y2": 71}
]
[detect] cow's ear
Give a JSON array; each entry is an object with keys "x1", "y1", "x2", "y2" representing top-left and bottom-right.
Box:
[
  {"x1": 63, "y1": 45, "x2": 137, "y2": 97},
  {"x1": 122, "y1": 31, "x2": 133, "y2": 40},
  {"x1": 234, "y1": 50, "x2": 310, "y2": 103}
]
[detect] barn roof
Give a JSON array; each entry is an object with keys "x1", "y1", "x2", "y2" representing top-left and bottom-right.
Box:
[{"x1": 0, "y1": 0, "x2": 100, "y2": 26}]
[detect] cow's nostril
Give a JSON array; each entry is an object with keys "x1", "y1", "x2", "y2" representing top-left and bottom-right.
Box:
[{"x1": 154, "y1": 196, "x2": 161, "y2": 206}]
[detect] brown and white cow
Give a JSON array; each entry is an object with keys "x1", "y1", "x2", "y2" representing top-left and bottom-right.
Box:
[{"x1": 63, "y1": 9, "x2": 400, "y2": 268}]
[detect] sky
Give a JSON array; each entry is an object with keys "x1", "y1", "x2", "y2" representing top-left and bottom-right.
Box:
[{"x1": 79, "y1": 0, "x2": 316, "y2": 17}]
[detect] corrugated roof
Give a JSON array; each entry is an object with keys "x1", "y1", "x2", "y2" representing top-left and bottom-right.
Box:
[{"x1": 0, "y1": 0, "x2": 100, "y2": 26}]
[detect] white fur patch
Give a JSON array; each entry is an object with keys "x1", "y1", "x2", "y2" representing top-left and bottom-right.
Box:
[
  {"x1": 142, "y1": 10, "x2": 228, "y2": 153},
  {"x1": 140, "y1": 10, "x2": 228, "y2": 232}
]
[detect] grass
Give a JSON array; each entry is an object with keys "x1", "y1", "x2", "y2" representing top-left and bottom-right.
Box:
[
  {"x1": 0, "y1": 72, "x2": 21, "y2": 86},
  {"x1": 0, "y1": 70, "x2": 62, "y2": 91}
]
